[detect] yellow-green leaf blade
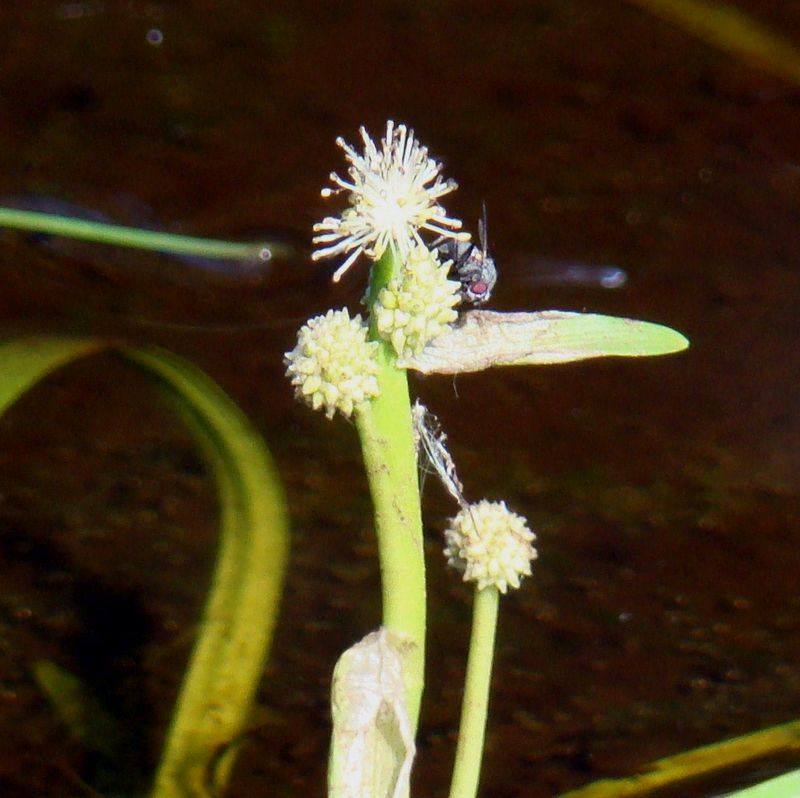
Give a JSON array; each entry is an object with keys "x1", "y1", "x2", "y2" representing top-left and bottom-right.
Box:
[
  {"x1": 399, "y1": 310, "x2": 689, "y2": 374},
  {"x1": 0, "y1": 337, "x2": 107, "y2": 412},
  {"x1": 726, "y1": 768, "x2": 800, "y2": 798},
  {"x1": 120, "y1": 346, "x2": 290, "y2": 798},
  {"x1": 31, "y1": 659, "x2": 124, "y2": 759},
  {"x1": 623, "y1": 0, "x2": 800, "y2": 88},
  {"x1": 0, "y1": 335, "x2": 289, "y2": 798}
]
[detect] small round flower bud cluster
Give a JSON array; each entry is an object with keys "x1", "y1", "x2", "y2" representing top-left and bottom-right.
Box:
[
  {"x1": 374, "y1": 245, "x2": 461, "y2": 359},
  {"x1": 444, "y1": 500, "x2": 537, "y2": 593},
  {"x1": 284, "y1": 309, "x2": 380, "y2": 420}
]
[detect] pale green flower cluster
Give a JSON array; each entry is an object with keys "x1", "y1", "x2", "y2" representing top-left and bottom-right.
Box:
[
  {"x1": 284, "y1": 309, "x2": 380, "y2": 420},
  {"x1": 374, "y1": 244, "x2": 461, "y2": 359},
  {"x1": 444, "y1": 500, "x2": 538, "y2": 593},
  {"x1": 292, "y1": 123, "x2": 469, "y2": 420}
]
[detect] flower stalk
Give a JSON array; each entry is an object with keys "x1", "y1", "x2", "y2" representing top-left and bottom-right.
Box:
[
  {"x1": 354, "y1": 246, "x2": 427, "y2": 728},
  {"x1": 443, "y1": 501, "x2": 537, "y2": 798},
  {"x1": 448, "y1": 586, "x2": 500, "y2": 798}
]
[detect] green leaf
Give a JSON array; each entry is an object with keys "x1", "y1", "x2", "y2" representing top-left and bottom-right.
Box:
[
  {"x1": 399, "y1": 310, "x2": 689, "y2": 374},
  {"x1": 557, "y1": 717, "x2": 800, "y2": 798},
  {"x1": 0, "y1": 337, "x2": 108, "y2": 412},
  {"x1": 32, "y1": 659, "x2": 124, "y2": 759},
  {"x1": 725, "y1": 768, "x2": 800, "y2": 797},
  {"x1": 0, "y1": 336, "x2": 289, "y2": 798},
  {"x1": 623, "y1": 0, "x2": 800, "y2": 88},
  {"x1": 0, "y1": 205, "x2": 292, "y2": 262}
]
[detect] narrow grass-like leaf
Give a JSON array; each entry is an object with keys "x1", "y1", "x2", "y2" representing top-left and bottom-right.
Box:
[
  {"x1": 0, "y1": 205, "x2": 292, "y2": 263},
  {"x1": 726, "y1": 767, "x2": 800, "y2": 797},
  {"x1": 398, "y1": 310, "x2": 689, "y2": 374},
  {"x1": 123, "y1": 346, "x2": 289, "y2": 798},
  {"x1": 623, "y1": 0, "x2": 800, "y2": 87},
  {"x1": 0, "y1": 337, "x2": 108, "y2": 412},
  {"x1": 558, "y1": 718, "x2": 800, "y2": 797},
  {"x1": 31, "y1": 660, "x2": 124, "y2": 759},
  {"x1": 0, "y1": 336, "x2": 289, "y2": 798}
]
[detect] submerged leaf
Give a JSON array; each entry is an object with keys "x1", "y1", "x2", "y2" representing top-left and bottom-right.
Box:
[
  {"x1": 558, "y1": 716, "x2": 800, "y2": 797},
  {"x1": 32, "y1": 660, "x2": 123, "y2": 758},
  {"x1": 624, "y1": 0, "x2": 800, "y2": 88},
  {"x1": 398, "y1": 310, "x2": 688, "y2": 374},
  {"x1": 0, "y1": 336, "x2": 289, "y2": 798}
]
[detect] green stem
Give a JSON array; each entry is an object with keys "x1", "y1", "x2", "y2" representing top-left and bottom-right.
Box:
[
  {"x1": 354, "y1": 247, "x2": 426, "y2": 729},
  {"x1": 0, "y1": 206, "x2": 292, "y2": 262},
  {"x1": 449, "y1": 586, "x2": 500, "y2": 798}
]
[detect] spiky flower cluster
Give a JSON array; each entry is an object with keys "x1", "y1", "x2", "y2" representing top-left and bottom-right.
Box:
[
  {"x1": 444, "y1": 500, "x2": 537, "y2": 593},
  {"x1": 312, "y1": 120, "x2": 468, "y2": 281},
  {"x1": 373, "y1": 245, "x2": 461, "y2": 359},
  {"x1": 284, "y1": 309, "x2": 380, "y2": 420}
]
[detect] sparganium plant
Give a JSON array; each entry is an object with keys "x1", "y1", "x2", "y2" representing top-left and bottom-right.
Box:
[
  {"x1": 2, "y1": 117, "x2": 794, "y2": 798},
  {"x1": 287, "y1": 119, "x2": 688, "y2": 798}
]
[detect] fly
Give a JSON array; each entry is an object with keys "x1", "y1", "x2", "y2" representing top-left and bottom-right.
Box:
[{"x1": 437, "y1": 203, "x2": 497, "y2": 306}]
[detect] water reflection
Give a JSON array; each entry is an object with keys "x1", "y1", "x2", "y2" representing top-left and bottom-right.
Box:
[{"x1": 513, "y1": 257, "x2": 628, "y2": 290}]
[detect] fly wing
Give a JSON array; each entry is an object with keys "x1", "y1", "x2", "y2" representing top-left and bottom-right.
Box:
[{"x1": 478, "y1": 202, "x2": 489, "y2": 255}]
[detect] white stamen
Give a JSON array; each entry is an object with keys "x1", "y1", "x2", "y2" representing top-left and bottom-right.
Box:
[{"x1": 312, "y1": 121, "x2": 466, "y2": 281}]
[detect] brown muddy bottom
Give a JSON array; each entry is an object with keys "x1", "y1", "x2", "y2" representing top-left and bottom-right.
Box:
[{"x1": 1, "y1": 1, "x2": 800, "y2": 796}]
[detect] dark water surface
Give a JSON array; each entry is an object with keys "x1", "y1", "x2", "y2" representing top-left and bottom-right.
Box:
[{"x1": 1, "y1": 2, "x2": 800, "y2": 796}]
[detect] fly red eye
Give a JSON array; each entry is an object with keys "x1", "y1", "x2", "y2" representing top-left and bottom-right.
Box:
[{"x1": 470, "y1": 281, "x2": 488, "y2": 295}]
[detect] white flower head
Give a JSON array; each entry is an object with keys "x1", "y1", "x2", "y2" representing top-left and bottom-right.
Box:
[
  {"x1": 312, "y1": 120, "x2": 469, "y2": 282},
  {"x1": 284, "y1": 309, "x2": 380, "y2": 420},
  {"x1": 444, "y1": 500, "x2": 538, "y2": 594},
  {"x1": 374, "y1": 244, "x2": 461, "y2": 359}
]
